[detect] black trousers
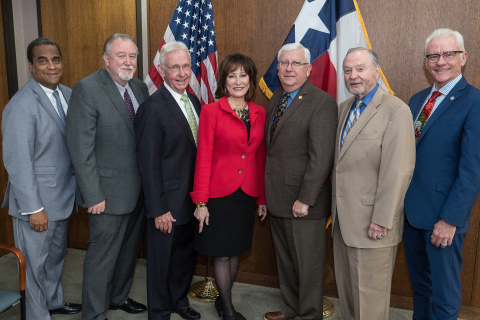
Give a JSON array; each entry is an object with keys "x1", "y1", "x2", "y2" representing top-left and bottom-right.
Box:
[{"x1": 146, "y1": 218, "x2": 197, "y2": 320}]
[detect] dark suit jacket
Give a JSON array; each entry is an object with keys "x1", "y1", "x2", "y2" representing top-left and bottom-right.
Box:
[
  {"x1": 190, "y1": 96, "x2": 266, "y2": 205},
  {"x1": 264, "y1": 80, "x2": 338, "y2": 220},
  {"x1": 405, "y1": 76, "x2": 480, "y2": 234},
  {"x1": 66, "y1": 69, "x2": 149, "y2": 215},
  {"x1": 135, "y1": 84, "x2": 200, "y2": 224},
  {"x1": 2, "y1": 78, "x2": 75, "y2": 221}
]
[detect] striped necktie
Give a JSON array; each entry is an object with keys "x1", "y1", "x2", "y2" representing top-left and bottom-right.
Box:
[
  {"x1": 340, "y1": 100, "x2": 363, "y2": 149},
  {"x1": 52, "y1": 90, "x2": 66, "y2": 126}
]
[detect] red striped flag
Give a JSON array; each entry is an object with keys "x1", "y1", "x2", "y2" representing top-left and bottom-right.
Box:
[{"x1": 145, "y1": 0, "x2": 218, "y2": 105}]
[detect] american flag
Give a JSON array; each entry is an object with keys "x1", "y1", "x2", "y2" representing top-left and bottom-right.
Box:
[{"x1": 144, "y1": 0, "x2": 218, "y2": 105}]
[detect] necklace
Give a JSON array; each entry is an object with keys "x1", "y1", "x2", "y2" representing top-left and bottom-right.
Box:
[{"x1": 227, "y1": 98, "x2": 247, "y2": 110}]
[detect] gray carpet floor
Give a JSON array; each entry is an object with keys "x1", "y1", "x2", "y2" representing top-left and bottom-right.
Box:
[{"x1": 0, "y1": 248, "x2": 453, "y2": 319}]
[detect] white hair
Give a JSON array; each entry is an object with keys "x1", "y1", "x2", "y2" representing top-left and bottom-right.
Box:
[
  {"x1": 425, "y1": 28, "x2": 465, "y2": 54},
  {"x1": 159, "y1": 42, "x2": 190, "y2": 66},
  {"x1": 277, "y1": 43, "x2": 311, "y2": 64},
  {"x1": 343, "y1": 47, "x2": 379, "y2": 68}
]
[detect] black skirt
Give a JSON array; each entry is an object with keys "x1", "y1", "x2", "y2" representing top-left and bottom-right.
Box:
[{"x1": 194, "y1": 188, "x2": 256, "y2": 257}]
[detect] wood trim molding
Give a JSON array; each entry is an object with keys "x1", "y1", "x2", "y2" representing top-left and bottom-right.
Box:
[{"x1": 1, "y1": 0, "x2": 18, "y2": 98}]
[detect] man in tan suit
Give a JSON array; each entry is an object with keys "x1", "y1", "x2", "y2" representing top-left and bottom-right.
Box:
[
  {"x1": 264, "y1": 43, "x2": 338, "y2": 320},
  {"x1": 332, "y1": 47, "x2": 415, "y2": 320}
]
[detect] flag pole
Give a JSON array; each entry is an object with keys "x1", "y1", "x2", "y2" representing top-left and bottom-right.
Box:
[{"x1": 188, "y1": 255, "x2": 218, "y2": 302}]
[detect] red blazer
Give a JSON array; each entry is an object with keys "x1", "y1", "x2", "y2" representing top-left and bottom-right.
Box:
[{"x1": 190, "y1": 96, "x2": 266, "y2": 204}]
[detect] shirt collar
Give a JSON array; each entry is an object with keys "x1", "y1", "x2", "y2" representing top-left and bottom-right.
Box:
[
  {"x1": 282, "y1": 86, "x2": 301, "y2": 100},
  {"x1": 431, "y1": 74, "x2": 463, "y2": 96},
  {"x1": 114, "y1": 80, "x2": 131, "y2": 96},
  {"x1": 37, "y1": 83, "x2": 58, "y2": 96},
  {"x1": 164, "y1": 82, "x2": 186, "y2": 100}
]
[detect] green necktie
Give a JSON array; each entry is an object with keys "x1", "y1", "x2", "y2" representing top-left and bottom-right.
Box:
[{"x1": 181, "y1": 94, "x2": 198, "y2": 146}]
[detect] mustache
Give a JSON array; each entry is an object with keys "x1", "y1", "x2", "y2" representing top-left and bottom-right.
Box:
[
  {"x1": 348, "y1": 80, "x2": 363, "y2": 85},
  {"x1": 121, "y1": 66, "x2": 134, "y2": 71}
]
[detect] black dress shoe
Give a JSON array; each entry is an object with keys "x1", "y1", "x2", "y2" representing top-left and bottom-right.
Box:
[
  {"x1": 174, "y1": 305, "x2": 201, "y2": 320},
  {"x1": 109, "y1": 297, "x2": 146, "y2": 314},
  {"x1": 49, "y1": 302, "x2": 82, "y2": 315}
]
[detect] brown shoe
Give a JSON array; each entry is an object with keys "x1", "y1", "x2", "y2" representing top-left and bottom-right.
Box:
[{"x1": 264, "y1": 311, "x2": 291, "y2": 320}]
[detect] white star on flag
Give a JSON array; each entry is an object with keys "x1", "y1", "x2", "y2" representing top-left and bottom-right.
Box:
[{"x1": 294, "y1": 0, "x2": 329, "y2": 41}]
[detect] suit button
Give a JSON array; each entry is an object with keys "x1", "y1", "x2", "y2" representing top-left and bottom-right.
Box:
[
  {"x1": 238, "y1": 170, "x2": 243, "y2": 174},
  {"x1": 267, "y1": 154, "x2": 272, "y2": 158},
  {"x1": 242, "y1": 154, "x2": 246, "y2": 159}
]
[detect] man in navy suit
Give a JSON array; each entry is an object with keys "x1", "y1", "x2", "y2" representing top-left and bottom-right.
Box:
[
  {"x1": 404, "y1": 28, "x2": 480, "y2": 320},
  {"x1": 135, "y1": 41, "x2": 201, "y2": 320}
]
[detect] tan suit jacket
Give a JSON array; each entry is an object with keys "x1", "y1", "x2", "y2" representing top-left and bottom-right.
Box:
[
  {"x1": 332, "y1": 87, "x2": 415, "y2": 248},
  {"x1": 265, "y1": 80, "x2": 338, "y2": 220}
]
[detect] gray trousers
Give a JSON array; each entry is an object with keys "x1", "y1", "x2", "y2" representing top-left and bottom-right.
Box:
[
  {"x1": 81, "y1": 203, "x2": 144, "y2": 320},
  {"x1": 270, "y1": 216, "x2": 327, "y2": 320},
  {"x1": 13, "y1": 217, "x2": 69, "y2": 320}
]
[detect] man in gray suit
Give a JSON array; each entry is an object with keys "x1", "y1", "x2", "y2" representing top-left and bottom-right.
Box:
[
  {"x1": 264, "y1": 43, "x2": 338, "y2": 320},
  {"x1": 66, "y1": 34, "x2": 149, "y2": 320},
  {"x1": 2, "y1": 37, "x2": 81, "y2": 319}
]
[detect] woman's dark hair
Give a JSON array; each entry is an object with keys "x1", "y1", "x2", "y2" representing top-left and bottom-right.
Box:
[{"x1": 215, "y1": 53, "x2": 257, "y2": 101}]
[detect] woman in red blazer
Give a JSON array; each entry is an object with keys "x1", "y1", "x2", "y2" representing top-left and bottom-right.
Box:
[{"x1": 190, "y1": 54, "x2": 266, "y2": 320}]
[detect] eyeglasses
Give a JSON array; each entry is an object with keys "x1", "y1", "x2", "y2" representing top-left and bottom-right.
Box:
[
  {"x1": 165, "y1": 64, "x2": 192, "y2": 72},
  {"x1": 425, "y1": 51, "x2": 463, "y2": 62},
  {"x1": 278, "y1": 61, "x2": 309, "y2": 69}
]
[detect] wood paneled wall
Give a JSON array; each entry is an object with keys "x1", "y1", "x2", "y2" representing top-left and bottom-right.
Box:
[
  {"x1": 40, "y1": 0, "x2": 138, "y2": 90},
  {"x1": 0, "y1": 1, "x2": 14, "y2": 246},
  {"x1": 1, "y1": 0, "x2": 480, "y2": 317}
]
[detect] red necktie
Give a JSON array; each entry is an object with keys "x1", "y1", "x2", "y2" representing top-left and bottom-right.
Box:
[{"x1": 414, "y1": 91, "x2": 441, "y2": 141}]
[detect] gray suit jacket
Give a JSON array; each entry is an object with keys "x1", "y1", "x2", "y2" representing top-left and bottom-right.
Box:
[
  {"x1": 331, "y1": 87, "x2": 415, "y2": 248},
  {"x1": 66, "y1": 69, "x2": 149, "y2": 215},
  {"x1": 264, "y1": 80, "x2": 338, "y2": 220},
  {"x1": 2, "y1": 77, "x2": 75, "y2": 221}
]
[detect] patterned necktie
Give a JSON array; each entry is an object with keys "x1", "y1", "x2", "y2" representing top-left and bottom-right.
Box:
[
  {"x1": 414, "y1": 91, "x2": 441, "y2": 141},
  {"x1": 271, "y1": 93, "x2": 290, "y2": 140},
  {"x1": 181, "y1": 94, "x2": 198, "y2": 146},
  {"x1": 340, "y1": 100, "x2": 363, "y2": 149},
  {"x1": 124, "y1": 89, "x2": 136, "y2": 122},
  {"x1": 52, "y1": 90, "x2": 66, "y2": 127}
]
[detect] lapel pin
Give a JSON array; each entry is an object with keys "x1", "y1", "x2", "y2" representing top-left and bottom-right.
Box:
[
  {"x1": 298, "y1": 96, "x2": 303, "y2": 100},
  {"x1": 450, "y1": 96, "x2": 454, "y2": 100}
]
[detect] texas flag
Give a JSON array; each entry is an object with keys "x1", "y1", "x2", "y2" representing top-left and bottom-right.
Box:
[{"x1": 259, "y1": 0, "x2": 392, "y2": 104}]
